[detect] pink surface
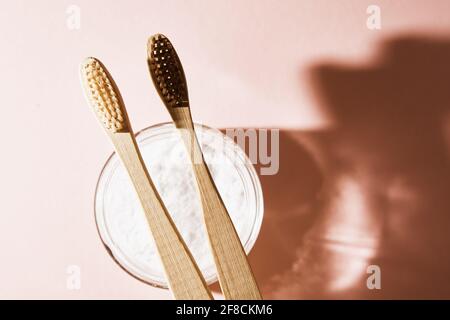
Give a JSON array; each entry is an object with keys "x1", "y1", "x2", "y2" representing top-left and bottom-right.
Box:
[{"x1": 1, "y1": 0, "x2": 450, "y2": 299}]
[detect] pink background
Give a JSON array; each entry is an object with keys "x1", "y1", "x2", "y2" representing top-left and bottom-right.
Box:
[{"x1": 1, "y1": 0, "x2": 450, "y2": 299}]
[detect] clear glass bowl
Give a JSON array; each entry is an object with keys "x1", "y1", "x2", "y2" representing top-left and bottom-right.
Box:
[{"x1": 94, "y1": 123, "x2": 264, "y2": 288}]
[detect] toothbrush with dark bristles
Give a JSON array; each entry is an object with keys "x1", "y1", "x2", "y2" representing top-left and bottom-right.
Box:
[
  {"x1": 147, "y1": 34, "x2": 262, "y2": 300},
  {"x1": 80, "y1": 57, "x2": 213, "y2": 300}
]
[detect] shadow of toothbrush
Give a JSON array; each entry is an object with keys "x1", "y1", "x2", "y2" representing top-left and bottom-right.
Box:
[{"x1": 217, "y1": 35, "x2": 450, "y2": 299}]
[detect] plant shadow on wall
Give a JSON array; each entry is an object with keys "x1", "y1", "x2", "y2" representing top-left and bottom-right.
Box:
[{"x1": 237, "y1": 36, "x2": 450, "y2": 299}]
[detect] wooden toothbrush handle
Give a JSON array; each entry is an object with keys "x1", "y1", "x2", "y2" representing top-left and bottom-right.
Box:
[
  {"x1": 194, "y1": 160, "x2": 262, "y2": 300},
  {"x1": 173, "y1": 115, "x2": 262, "y2": 300},
  {"x1": 110, "y1": 132, "x2": 213, "y2": 300}
]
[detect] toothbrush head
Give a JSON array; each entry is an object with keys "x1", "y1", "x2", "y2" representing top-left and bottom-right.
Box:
[
  {"x1": 147, "y1": 34, "x2": 189, "y2": 108},
  {"x1": 80, "y1": 57, "x2": 129, "y2": 133}
]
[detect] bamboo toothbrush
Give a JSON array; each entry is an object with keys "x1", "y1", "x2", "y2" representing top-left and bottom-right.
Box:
[
  {"x1": 80, "y1": 57, "x2": 212, "y2": 300},
  {"x1": 147, "y1": 34, "x2": 262, "y2": 300}
]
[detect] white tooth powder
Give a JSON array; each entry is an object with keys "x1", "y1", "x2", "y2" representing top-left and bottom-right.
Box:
[{"x1": 95, "y1": 123, "x2": 263, "y2": 287}]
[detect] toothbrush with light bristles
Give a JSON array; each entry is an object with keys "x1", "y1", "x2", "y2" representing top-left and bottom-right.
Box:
[
  {"x1": 147, "y1": 34, "x2": 262, "y2": 300},
  {"x1": 80, "y1": 57, "x2": 213, "y2": 300}
]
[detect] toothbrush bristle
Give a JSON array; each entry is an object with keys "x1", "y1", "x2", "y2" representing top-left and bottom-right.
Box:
[
  {"x1": 147, "y1": 34, "x2": 188, "y2": 108},
  {"x1": 80, "y1": 57, "x2": 127, "y2": 132}
]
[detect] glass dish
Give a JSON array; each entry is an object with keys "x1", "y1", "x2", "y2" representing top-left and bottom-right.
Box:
[{"x1": 94, "y1": 122, "x2": 264, "y2": 288}]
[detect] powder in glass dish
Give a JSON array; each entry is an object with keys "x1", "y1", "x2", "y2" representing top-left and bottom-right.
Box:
[{"x1": 95, "y1": 123, "x2": 263, "y2": 287}]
